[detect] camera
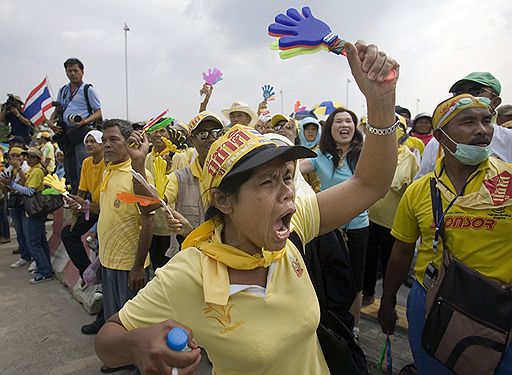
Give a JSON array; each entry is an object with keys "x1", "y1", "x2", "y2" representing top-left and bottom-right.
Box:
[
  {"x1": 4, "y1": 94, "x2": 18, "y2": 111},
  {"x1": 67, "y1": 114, "x2": 82, "y2": 123},
  {"x1": 423, "y1": 262, "x2": 439, "y2": 287}
]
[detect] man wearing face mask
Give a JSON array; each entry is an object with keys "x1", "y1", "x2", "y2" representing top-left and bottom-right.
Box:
[
  {"x1": 378, "y1": 94, "x2": 512, "y2": 374},
  {"x1": 415, "y1": 72, "x2": 512, "y2": 180}
]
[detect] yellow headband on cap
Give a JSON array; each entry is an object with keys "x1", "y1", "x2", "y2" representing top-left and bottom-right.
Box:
[
  {"x1": 9, "y1": 147, "x2": 25, "y2": 155},
  {"x1": 186, "y1": 111, "x2": 223, "y2": 135},
  {"x1": 432, "y1": 94, "x2": 491, "y2": 130},
  {"x1": 203, "y1": 125, "x2": 273, "y2": 193}
]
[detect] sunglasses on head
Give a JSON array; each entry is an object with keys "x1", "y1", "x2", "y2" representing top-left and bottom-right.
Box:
[
  {"x1": 436, "y1": 96, "x2": 491, "y2": 129},
  {"x1": 193, "y1": 128, "x2": 224, "y2": 141}
]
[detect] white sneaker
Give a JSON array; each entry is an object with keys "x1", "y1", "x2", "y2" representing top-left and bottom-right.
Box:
[
  {"x1": 93, "y1": 284, "x2": 103, "y2": 301},
  {"x1": 10, "y1": 258, "x2": 30, "y2": 268},
  {"x1": 28, "y1": 261, "x2": 37, "y2": 273}
]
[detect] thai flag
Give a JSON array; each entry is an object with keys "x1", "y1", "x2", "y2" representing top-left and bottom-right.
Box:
[{"x1": 22, "y1": 77, "x2": 53, "y2": 126}]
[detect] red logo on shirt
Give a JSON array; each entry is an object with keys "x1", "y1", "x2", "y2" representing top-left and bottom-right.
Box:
[
  {"x1": 483, "y1": 171, "x2": 512, "y2": 206},
  {"x1": 289, "y1": 255, "x2": 304, "y2": 278}
]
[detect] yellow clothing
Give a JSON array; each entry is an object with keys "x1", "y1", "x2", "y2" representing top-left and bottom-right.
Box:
[
  {"x1": 165, "y1": 155, "x2": 209, "y2": 210},
  {"x1": 171, "y1": 150, "x2": 192, "y2": 171},
  {"x1": 369, "y1": 146, "x2": 419, "y2": 229},
  {"x1": 78, "y1": 157, "x2": 106, "y2": 203},
  {"x1": 303, "y1": 171, "x2": 321, "y2": 193},
  {"x1": 119, "y1": 194, "x2": 329, "y2": 375},
  {"x1": 391, "y1": 157, "x2": 512, "y2": 286},
  {"x1": 145, "y1": 151, "x2": 171, "y2": 236},
  {"x1": 40, "y1": 141, "x2": 55, "y2": 173},
  {"x1": 402, "y1": 135, "x2": 425, "y2": 157},
  {"x1": 144, "y1": 149, "x2": 195, "y2": 236},
  {"x1": 25, "y1": 164, "x2": 45, "y2": 191},
  {"x1": 182, "y1": 147, "x2": 195, "y2": 164},
  {"x1": 98, "y1": 159, "x2": 151, "y2": 271}
]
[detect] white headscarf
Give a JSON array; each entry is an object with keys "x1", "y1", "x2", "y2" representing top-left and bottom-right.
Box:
[
  {"x1": 262, "y1": 133, "x2": 315, "y2": 197},
  {"x1": 83, "y1": 130, "x2": 103, "y2": 144}
]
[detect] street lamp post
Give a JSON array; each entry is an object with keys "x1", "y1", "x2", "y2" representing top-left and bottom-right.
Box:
[
  {"x1": 123, "y1": 23, "x2": 130, "y2": 120},
  {"x1": 346, "y1": 78, "x2": 351, "y2": 108},
  {"x1": 280, "y1": 89, "x2": 284, "y2": 113},
  {"x1": 416, "y1": 98, "x2": 420, "y2": 114}
]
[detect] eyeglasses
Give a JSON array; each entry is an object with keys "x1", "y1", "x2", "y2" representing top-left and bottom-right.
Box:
[
  {"x1": 436, "y1": 96, "x2": 491, "y2": 129},
  {"x1": 193, "y1": 128, "x2": 224, "y2": 141},
  {"x1": 454, "y1": 86, "x2": 496, "y2": 97},
  {"x1": 273, "y1": 122, "x2": 293, "y2": 132}
]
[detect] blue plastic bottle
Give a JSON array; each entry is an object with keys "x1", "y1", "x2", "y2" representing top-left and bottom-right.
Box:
[{"x1": 166, "y1": 327, "x2": 190, "y2": 352}]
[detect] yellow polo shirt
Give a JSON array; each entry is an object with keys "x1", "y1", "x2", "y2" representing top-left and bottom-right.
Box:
[
  {"x1": 78, "y1": 157, "x2": 106, "y2": 203},
  {"x1": 119, "y1": 194, "x2": 329, "y2": 375},
  {"x1": 98, "y1": 159, "x2": 152, "y2": 271},
  {"x1": 392, "y1": 157, "x2": 512, "y2": 286},
  {"x1": 25, "y1": 165, "x2": 45, "y2": 191},
  {"x1": 41, "y1": 141, "x2": 55, "y2": 173}
]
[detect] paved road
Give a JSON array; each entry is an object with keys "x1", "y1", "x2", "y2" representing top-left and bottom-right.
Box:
[{"x1": 0, "y1": 229, "x2": 412, "y2": 375}]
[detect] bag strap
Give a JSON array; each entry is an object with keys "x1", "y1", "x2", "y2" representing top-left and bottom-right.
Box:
[
  {"x1": 289, "y1": 230, "x2": 304, "y2": 256},
  {"x1": 84, "y1": 84, "x2": 93, "y2": 116},
  {"x1": 429, "y1": 177, "x2": 445, "y2": 254},
  {"x1": 429, "y1": 169, "x2": 479, "y2": 255},
  {"x1": 289, "y1": 231, "x2": 328, "y2": 308}
]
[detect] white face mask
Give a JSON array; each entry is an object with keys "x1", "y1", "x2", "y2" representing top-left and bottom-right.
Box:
[{"x1": 440, "y1": 129, "x2": 493, "y2": 166}]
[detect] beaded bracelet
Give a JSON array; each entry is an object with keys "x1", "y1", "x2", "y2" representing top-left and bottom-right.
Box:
[{"x1": 364, "y1": 118, "x2": 400, "y2": 136}]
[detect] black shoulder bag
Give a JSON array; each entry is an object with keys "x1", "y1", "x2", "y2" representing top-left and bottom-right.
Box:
[
  {"x1": 421, "y1": 177, "x2": 512, "y2": 374},
  {"x1": 290, "y1": 230, "x2": 368, "y2": 375},
  {"x1": 23, "y1": 192, "x2": 63, "y2": 217}
]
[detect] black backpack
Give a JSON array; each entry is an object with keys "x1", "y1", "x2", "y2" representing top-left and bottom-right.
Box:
[{"x1": 289, "y1": 229, "x2": 368, "y2": 375}]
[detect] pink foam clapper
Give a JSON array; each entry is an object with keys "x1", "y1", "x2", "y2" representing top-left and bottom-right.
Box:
[
  {"x1": 202, "y1": 68, "x2": 223, "y2": 86},
  {"x1": 268, "y1": 6, "x2": 396, "y2": 81}
]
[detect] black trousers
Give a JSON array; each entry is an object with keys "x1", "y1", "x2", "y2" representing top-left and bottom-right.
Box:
[
  {"x1": 346, "y1": 226, "x2": 370, "y2": 292},
  {"x1": 362, "y1": 221, "x2": 395, "y2": 297},
  {"x1": 149, "y1": 235, "x2": 171, "y2": 271},
  {"x1": 61, "y1": 212, "x2": 99, "y2": 277}
]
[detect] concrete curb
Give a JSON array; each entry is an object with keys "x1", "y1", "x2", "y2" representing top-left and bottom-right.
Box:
[{"x1": 49, "y1": 208, "x2": 102, "y2": 315}]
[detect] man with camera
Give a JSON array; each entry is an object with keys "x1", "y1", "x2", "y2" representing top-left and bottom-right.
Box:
[
  {"x1": 0, "y1": 94, "x2": 33, "y2": 144},
  {"x1": 49, "y1": 57, "x2": 102, "y2": 192}
]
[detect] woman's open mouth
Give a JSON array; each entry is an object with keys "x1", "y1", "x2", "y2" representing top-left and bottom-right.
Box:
[
  {"x1": 339, "y1": 129, "x2": 350, "y2": 136},
  {"x1": 272, "y1": 209, "x2": 295, "y2": 241}
]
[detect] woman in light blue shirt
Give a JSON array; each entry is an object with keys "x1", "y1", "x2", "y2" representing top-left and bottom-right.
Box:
[{"x1": 300, "y1": 107, "x2": 369, "y2": 340}]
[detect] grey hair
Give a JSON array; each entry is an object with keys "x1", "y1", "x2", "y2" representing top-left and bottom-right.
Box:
[{"x1": 102, "y1": 119, "x2": 133, "y2": 140}]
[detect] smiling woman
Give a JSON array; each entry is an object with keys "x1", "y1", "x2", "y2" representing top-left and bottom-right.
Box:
[
  {"x1": 300, "y1": 106, "x2": 370, "y2": 340},
  {"x1": 95, "y1": 41, "x2": 400, "y2": 375}
]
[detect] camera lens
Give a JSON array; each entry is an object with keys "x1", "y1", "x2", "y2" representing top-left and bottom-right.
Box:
[{"x1": 67, "y1": 114, "x2": 82, "y2": 123}]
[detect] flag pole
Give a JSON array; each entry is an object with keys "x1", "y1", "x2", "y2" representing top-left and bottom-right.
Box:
[{"x1": 46, "y1": 75, "x2": 56, "y2": 100}]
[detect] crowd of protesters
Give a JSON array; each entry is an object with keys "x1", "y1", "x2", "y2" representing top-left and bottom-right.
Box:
[{"x1": 2, "y1": 42, "x2": 512, "y2": 375}]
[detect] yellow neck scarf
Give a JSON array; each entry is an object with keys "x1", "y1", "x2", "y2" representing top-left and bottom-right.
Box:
[
  {"x1": 100, "y1": 159, "x2": 131, "y2": 192},
  {"x1": 182, "y1": 219, "x2": 287, "y2": 305}
]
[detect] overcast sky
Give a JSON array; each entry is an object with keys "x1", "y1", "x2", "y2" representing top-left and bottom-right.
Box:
[{"x1": 1, "y1": 0, "x2": 511, "y2": 124}]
